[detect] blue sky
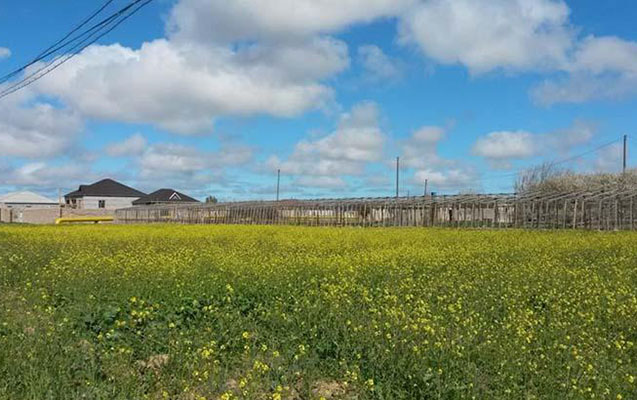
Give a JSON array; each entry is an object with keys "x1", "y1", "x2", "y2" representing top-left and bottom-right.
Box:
[{"x1": 0, "y1": 0, "x2": 636, "y2": 201}]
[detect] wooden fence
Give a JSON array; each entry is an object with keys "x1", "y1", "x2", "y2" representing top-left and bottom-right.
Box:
[{"x1": 115, "y1": 187, "x2": 637, "y2": 230}]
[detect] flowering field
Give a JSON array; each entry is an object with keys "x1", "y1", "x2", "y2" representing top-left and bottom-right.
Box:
[{"x1": 0, "y1": 225, "x2": 636, "y2": 399}]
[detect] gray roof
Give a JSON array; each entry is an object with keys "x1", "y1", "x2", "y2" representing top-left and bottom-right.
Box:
[
  {"x1": 65, "y1": 179, "x2": 145, "y2": 199},
  {"x1": 132, "y1": 189, "x2": 200, "y2": 205},
  {"x1": 0, "y1": 191, "x2": 57, "y2": 204}
]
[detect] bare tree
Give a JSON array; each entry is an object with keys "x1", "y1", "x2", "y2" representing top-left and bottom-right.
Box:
[
  {"x1": 516, "y1": 163, "x2": 637, "y2": 194},
  {"x1": 515, "y1": 162, "x2": 566, "y2": 194}
]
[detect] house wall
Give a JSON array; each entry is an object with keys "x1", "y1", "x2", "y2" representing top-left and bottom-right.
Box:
[
  {"x1": 78, "y1": 196, "x2": 140, "y2": 210},
  {"x1": 1, "y1": 203, "x2": 58, "y2": 209},
  {"x1": 1, "y1": 206, "x2": 114, "y2": 224}
]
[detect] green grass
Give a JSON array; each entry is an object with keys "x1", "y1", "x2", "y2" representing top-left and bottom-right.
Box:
[{"x1": 0, "y1": 224, "x2": 636, "y2": 399}]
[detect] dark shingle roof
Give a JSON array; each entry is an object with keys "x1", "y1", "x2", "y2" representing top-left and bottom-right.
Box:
[
  {"x1": 132, "y1": 189, "x2": 200, "y2": 205},
  {"x1": 65, "y1": 179, "x2": 145, "y2": 199}
]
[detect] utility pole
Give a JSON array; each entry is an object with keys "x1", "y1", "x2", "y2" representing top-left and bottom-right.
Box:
[
  {"x1": 276, "y1": 169, "x2": 281, "y2": 201},
  {"x1": 58, "y1": 188, "x2": 62, "y2": 218},
  {"x1": 395, "y1": 156, "x2": 400, "y2": 198},
  {"x1": 424, "y1": 179, "x2": 428, "y2": 197},
  {"x1": 623, "y1": 134, "x2": 628, "y2": 174}
]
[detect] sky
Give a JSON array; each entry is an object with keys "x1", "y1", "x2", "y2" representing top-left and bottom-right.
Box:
[{"x1": 0, "y1": 0, "x2": 636, "y2": 201}]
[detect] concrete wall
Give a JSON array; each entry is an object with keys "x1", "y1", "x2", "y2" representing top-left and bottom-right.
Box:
[
  {"x1": 0, "y1": 207, "x2": 114, "y2": 224},
  {"x1": 79, "y1": 196, "x2": 139, "y2": 210},
  {"x1": 1, "y1": 203, "x2": 58, "y2": 209}
]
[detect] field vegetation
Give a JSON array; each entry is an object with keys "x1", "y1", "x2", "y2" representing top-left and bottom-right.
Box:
[{"x1": 1, "y1": 225, "x2": 636, "y2": 399}]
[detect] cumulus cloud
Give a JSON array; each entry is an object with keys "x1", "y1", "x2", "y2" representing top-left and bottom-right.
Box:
[
  {"x1": 401, "y1": 126, "x2": 448, "y2": 169},
  {"x1": 138, "y1": 142, "x2": 253, "y2": 185},
  {"x1": 0, "y1": 162, "x2": 97, "y2": 190},
  {"x1": 358, "y1": 45, "x2": 403, "y2": 81},
  {"x1": 532, "y1": 36, "x2": 637, "y2": 105},
  {"x1": 594, "y1": 143, "x2": 623, "y2": 173},
  {"x1": 472, "y1": 121, "x2": 598, "y2": 165},
  {"x1": 399, "y1": 0, "x2": 573, "y2": 74},
  {"x1": 168, "y1": 0, "x2": 415, "y2": 43},
  {"x1": 32, "y1": 38, "x2": 347, "y2": 134},
  {"x1": 0, "y1": 47, "x2": 10, "y2": 59},
  {"x1": 267, "y1": 102, "x2": 385, "y2": 188},
  {"x1": 549, "y1": 120, "x2": 596, "y2": 150},
  {"x1": 472, "y1": 131, "x2": 538, "y2": 161},
  {"x1": 13, "y1": 0, "x2": 636, "y2": 141},
  {"x1": 399, "y1": 125, "x2": 477, "y2": 191},
  {"x1": 141, "y1": 143, "x2": 252, "y2": 174},
  {"x1": 413, "y1": 168, "x2": 477, "y2": 190},
  {"x1": 0, "y1": 96, "x2": 83, "y2": 158},
  {"x1": 106, "y1": 133, "x2": 147, "y2": 157},
  {"x1": 397, "y1": 0, "x2": 636, "y2": 104},
  {"x1": 296, "y1": 176, "x2": 347, "y2": 189}
]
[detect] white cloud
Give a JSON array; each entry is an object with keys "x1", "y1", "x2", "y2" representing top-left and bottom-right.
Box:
[
  {"x1": 532, "y1": 36, "x2": 637, "y2": 105},
  {"x1": 414, "y1": 168, "x2": 477, "y2": 190},
  {"x1": 267, "y1": 102, "x2": 385, "y2": 188},
  {"x1": 140, "y1": 143, "x2": 253, "y2": 176},
  {"x1": 472, "y1": 131, "x2": 538, "y2": 160},
  {"x1": 400, "y1": 126, "x2": 447, "y2": 169},
  {"x1": 400, "y1": 125, "x2": 479, "y2": 191},
  {"x1": 0, "y1": 47, "x2": 10, "y2": 59},
  {"x1": 594, "y1": 143, "x2": 623, "y2": 173},
  {"x1": 472, "y1": 121, "x2": 598, "y2": 165},
  {"x1": 550, "y1": 120, "x2": 596, "y2": 150},
  {"x1": 397, "y1": 0, "x2": 637, "y2": 104},
  {"x1": 296, "y1": 176, "x2": 347, "y2": 189},
  {"x1": 358, "y1": 45, "x2": 402, "y2": 81},
  {"x1": 32, "y1": 39, "x2": 347, "y2": 134},
  {"x1": 569, "y1": 36, "x2": 637, "y2": 75},
  {"x1": 0, "y1": 162, "x2": 96, "y2": 190},
  {"x1": 106, "y1": 133, "x2": 147, "y2": 157},
  {"x1": 399, "y1": 0, "x2": 573, "y2": 74},
  {"x1": 0, "y1": 97, "x2": 83, "y2": 158},
  {"x1": 168, "y1": 0, "x2": 415, "y2": 43},
  {"x1": 130, "y1": 142, "x2": 254, "y2": 192}
]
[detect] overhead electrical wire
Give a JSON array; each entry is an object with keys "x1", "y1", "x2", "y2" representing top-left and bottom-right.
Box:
[
  {"x1": 0, "y1": 0, "x2": 154, "y2": 100},
  {"x1": 0, "y1": 0, "x2": 115, "y2": 85},
  {"x1": 478, "y1": 136, "x2": 624, "y2": 184}
]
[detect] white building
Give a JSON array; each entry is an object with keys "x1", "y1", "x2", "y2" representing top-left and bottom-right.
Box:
[
  {"x1": 0, "y1": 191, "x2": 58, "y2": 208},
  {"x1": 64, "y1": 179, "x2": 145, "y2": 210}
]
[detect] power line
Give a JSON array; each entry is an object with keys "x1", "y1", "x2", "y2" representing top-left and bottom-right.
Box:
[
  {"x1": 0, "y1": 0, "x2": 152, "y2": 98},
  {"x1": 479, "y1": 136, "x2": 623, "y2": 184},
  {"x1": 0, "y1": 0, "x2": 115, "y2": 85},
  {"x1": 0, "y1": 0, "x2": 154, "y2": 100}
]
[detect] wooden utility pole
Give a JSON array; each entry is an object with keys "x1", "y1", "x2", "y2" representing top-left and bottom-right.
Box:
[
  {"x1": 424, "y1": 179, "x2": 428, "y2": 197},
  {"x1": 395, "y1": 156, "x2": 400, "y2": 198},
  {"x1": 276, "y1": 169, "x2": 281, "y2": 201},
  {"x1": 623, "y1": 134, "x2": 628, "y2": 174}
]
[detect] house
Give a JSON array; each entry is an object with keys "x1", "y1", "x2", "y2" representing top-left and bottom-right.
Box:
[
  {"x1": 132, "y1": 189, "x2": 200, "y2": 206},
  {"x1": 64, "y1": 178, "x2": 145, "y2": 209},
  {"x1": 0, "y1": 191, "x2": 58, "y2": 209}
]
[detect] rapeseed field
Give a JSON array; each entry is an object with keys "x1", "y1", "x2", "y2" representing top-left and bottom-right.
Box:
[{"x1": 0, "y1": 225, "x2": 636, "y2": 399}]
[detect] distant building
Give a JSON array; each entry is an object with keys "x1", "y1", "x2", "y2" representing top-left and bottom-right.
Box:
[
  {"x1": 64, "y1": 179, "x2": 145, "y2": 209},
  {"x1": 132, "y1": 189, "x2": 200, "y2": 206},
  {"x1": 0, "y1": 191, "x2": 58, "y2": 208}
]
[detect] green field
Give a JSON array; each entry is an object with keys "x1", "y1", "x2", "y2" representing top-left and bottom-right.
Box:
[{"x1": 1, "y1": 225, "x2": 636, "y2": 399}]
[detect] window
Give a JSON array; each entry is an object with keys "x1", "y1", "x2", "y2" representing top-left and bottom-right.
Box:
[{"x1": 98, "y1": 200, "x2": 106, "y2": 209}]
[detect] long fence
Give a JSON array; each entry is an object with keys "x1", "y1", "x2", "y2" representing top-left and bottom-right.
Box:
[{"x1": 116, "y1": 187, "x2": 637, "y2": 230}]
